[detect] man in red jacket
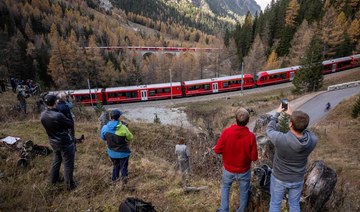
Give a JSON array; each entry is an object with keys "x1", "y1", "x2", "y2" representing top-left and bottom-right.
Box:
[{"x1": 214, "y1": 108, "x2": 258, "y2": 212}]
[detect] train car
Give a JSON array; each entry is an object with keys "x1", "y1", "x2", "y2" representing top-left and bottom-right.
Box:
[
  {"x1": 183, "y1": 78, "x2": 218, "y2": 96},
  {"x1": 255, "y1": 66, "x2": 300, "y2": 86},
  {"x1": 105, "y1": 85, "x2": 141, "y2": 103},
  {"x1": 351, "y1": 54, "x2": 360, "y2": 68},
  {"x1": 104, "y1": 82, "x2": 182, "y2": 103},
  {"x1": 322, "y1": 56, "x2": 353, "y2": 74},
  {"x1": 72, "y1": 88, "x2": 103, "y2": 105},
  {"x1": 216, "y1": 74, "x2": 255, "y2": 92}
]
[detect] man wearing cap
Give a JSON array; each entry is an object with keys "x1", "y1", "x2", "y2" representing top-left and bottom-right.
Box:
[
  {"x1": 40, "y1": 94, "x2": 76, "y2": 190},
  {"x1": 100, "y1": 109, "x2": 133, "y2": 184},
  {"x1": 214, "y1": 108, "x2": 258, "y2": 212}
]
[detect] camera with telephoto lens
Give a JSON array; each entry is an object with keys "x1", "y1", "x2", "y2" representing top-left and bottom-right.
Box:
[{"x1": 281, "y1": 98, "x2": 288, "y2": 111}]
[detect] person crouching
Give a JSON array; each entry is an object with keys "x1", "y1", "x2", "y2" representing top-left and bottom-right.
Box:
[{"x1": 100, "y1": 109, "x2": 133, "y2": 184}]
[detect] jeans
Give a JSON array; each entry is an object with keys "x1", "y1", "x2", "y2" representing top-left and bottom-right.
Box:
[
  {"x1": 111, "y1": 156, "x2": 129, "y2": 182},
  {"x1": 219, "y1": 168, "x2": 251, "y2": 212},
  {"x1": 50, "y1": 144, "x2": 76, "y2": 190},
  {"x1": 269, "y1": 175, "x2": 304, "y2": 212}
]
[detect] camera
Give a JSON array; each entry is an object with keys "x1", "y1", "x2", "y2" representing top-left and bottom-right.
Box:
[{"x1": 281, "y1": 98, "x2": 288, "y2": 111}]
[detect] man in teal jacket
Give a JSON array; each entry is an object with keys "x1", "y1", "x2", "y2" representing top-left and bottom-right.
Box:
[{"x1": 100, "y1": 109, "x2": 133, "y2": 184}]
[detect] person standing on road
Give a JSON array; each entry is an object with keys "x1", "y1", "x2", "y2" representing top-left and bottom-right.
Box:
[
  {"x1": 40, "y1": 94, "x2": 76, "y2": 190},
  {"x1": 266, "y1": 103, "x2": 317, "y2": 212},
  {"x1": 100, "y1": 109, "x2": 133, "y2": 185},
  {"x1": 214, "y1": 108, "x2": 258, "y2": 212}
]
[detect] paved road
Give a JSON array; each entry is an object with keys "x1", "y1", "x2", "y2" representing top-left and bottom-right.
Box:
[
  {"x1": 247, "y1": 86, "x2": 360, "y2": 131},
  {"x1": 297, "y1": 86, "x2": 360, "y2": 126}
]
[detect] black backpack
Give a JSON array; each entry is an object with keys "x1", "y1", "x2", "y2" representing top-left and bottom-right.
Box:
[
  {"x1": 119, "y1": 197, "x2": 157, "y2": 212},
  {"x1": 254, "y1": 164, "x2": 272, "y2": 194}
]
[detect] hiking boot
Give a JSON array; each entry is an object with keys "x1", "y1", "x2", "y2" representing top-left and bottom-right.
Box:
[{"x1": 67, "y1": 181, "x2": 78, "y2": 191}]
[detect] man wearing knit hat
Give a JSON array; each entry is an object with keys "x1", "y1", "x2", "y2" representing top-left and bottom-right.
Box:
[
  {"x1": 100, "y1": 109, "x2": 133, "y2": 185},
  {"x1": 40, "y1": 94, "x2": 76, "y2": 190}
]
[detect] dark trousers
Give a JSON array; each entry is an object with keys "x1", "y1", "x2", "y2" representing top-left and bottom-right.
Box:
[
  {"x1": 111, "y1": 157, "x2": 129, "y2": 182},
  {"x1": 50, "y1": 144, "x2": 76, "y2": 190}
]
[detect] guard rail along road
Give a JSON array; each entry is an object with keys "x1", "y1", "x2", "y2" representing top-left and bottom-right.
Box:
[{"x1": 327, "y1": 80, "x2": 360, "y2": 91}]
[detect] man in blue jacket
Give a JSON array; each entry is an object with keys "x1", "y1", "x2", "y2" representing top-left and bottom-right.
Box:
[
  {"x1": 101, "y1": 109, "x2": 133, "y2": 184},
  {"x1": 266, "y1": 103, "x2": 317, "y2": 212},
  {"x1": 40, "y1": 94, "x2": 76, "y2": 190}
]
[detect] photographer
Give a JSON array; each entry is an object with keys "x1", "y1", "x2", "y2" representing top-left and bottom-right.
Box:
[{"x1": 266, "y1": 101, "x2": 317, "y2": 212}]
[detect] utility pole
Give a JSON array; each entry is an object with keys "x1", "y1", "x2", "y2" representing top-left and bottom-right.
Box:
[
  {"x1": 169, "y1": 69, "x2": 173, "y2": 104},
  {"x1": 87, "y1": 79, "x2": 93, "y2": 107},
  {"x1": 241, "y1": 62, "x2": 244, "y2": 95}
]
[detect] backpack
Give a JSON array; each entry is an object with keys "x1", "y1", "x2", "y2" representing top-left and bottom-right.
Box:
[
  {"x1": 119, "y1": 197, "x2": 157, "y2": 212},
  {"x1": 254, "y1": 164, "x2": 272, "y2": 194}
]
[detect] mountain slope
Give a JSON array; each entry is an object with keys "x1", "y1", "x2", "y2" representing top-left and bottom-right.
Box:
[{"x1": 203, "y1": 0, "x2": 261, "y2": 16}]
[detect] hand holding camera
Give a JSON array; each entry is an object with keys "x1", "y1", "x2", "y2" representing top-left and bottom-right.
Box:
[{"x1": 277, "y1": 98, "x2": 292, "y2": 115}]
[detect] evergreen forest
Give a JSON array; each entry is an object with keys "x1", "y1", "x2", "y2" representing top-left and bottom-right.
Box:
[{"x1": 0, "y1": 0, "x2": 359, "y2": 90}]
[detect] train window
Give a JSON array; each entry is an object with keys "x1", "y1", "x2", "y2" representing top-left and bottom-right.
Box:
[
  {"x1": 125, "y1": 91, "x2": 138, "y2": 98},
  {"x1": 204, "y1": 84, "x2": 210, "y2": 90},
  {"x1": 281, "y1": 73, "x2": 286, "y2": 79},
  {"x1": 269, "y1": 75, "x2": 277, "y2": 79},
  {"x1": 108, "y1": 92, "x2": 122, "y2": 98},
  {"x1": 149, "y1": 90, "x2": 156, "y2": 96},
  {"x1": 223, "y1": 82, "x2": 229, "y2": 88},
  {"x1": 260, "y1": 77, "x2": 264, "y2": 81},
  {"x1": 156, "y1": 89, "x2": 163, "y2": 93},
  {"x1": 188, "y1": 86, "x2": 194, "y2": 91},
  {"x1": 164, "y1": 88, "x2": 171, "y2": 93},
  {"x1": 195, "y1": 85, "x2": 202, "y2": 90}
]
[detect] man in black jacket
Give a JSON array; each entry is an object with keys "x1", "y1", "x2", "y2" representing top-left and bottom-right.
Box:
[{"x1": 40, "y1": 94, "x2": 76, "y2": 190}]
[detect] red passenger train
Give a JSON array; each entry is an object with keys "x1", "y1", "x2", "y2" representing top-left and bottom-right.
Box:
[{"x1": 61, "y1": 54, "x2": 360, "y2": 105}]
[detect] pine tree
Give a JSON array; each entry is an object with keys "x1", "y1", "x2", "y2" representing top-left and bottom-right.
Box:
[
  {"x1": 287, "y1": 20, "x2": 315, "y2": 66},
  {"x1": 264, "y1": 50, "x2": 280, "y2": 70},
  {"x1": 285, "y1": 0, "x2": 300, "y2": 27},
  {"x1": 243, "y1": 34, "x2": 266, "y2": 76},
  {"x1": 278, "y1": 113, "x2": 290, "y2": 133},
  {"x1": 292, "y1": 36, "x2": 323, "y2": 94},
  {"x1": 348, "y1": 19, "x2": 360, "y2": 45},
  {"x1": 321, "y1": 7, "x2": 345, "y2": 58}
]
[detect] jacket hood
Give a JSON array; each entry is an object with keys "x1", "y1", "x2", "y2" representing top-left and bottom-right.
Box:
[
  {"x1": 288, "y1": 129, "x2": 316, "y2": 152},
  {"x1": 232, "y1": 124, "x2": 251, "y2": 138},
  {"x1": 106, "y1": 120, "x2": 120, "y2": 130}
]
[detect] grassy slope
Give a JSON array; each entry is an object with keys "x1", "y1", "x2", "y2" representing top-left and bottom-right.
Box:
[{"x1": 0, "y1": 68, "x2": 359, "y2": 211}]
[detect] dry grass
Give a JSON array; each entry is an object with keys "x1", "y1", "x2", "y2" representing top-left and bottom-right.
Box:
[
  {"x1": 0, "y1": 69, "x2": 359, "y2": 211},
  {"x1": 310, "y1": 94, "x2": 360, "y2": 211}
]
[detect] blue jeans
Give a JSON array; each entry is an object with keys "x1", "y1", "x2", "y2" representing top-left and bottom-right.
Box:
[
  {"x1": 219, "y1": 168, "x2": 251, "y2": 212},
  {"x1": 111, "y1": 157, "x2": 129, "y2": 182},
  {"x1": 269, "y1": 175, "x2": 304, "y2": 212}
]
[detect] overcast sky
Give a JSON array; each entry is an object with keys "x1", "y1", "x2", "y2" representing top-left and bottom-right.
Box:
[{"x1": 256, "y1": 0, "x2": 271, "y2": 11}]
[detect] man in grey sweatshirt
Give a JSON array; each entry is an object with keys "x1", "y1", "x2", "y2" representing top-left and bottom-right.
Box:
[{"x1": 266, "y1": 103, "x2": 317, "y2": 212}]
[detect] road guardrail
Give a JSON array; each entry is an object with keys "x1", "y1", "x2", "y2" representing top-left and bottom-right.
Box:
[{"x1": 328, "y1": 80, "x2": 360, "y2": 91}]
